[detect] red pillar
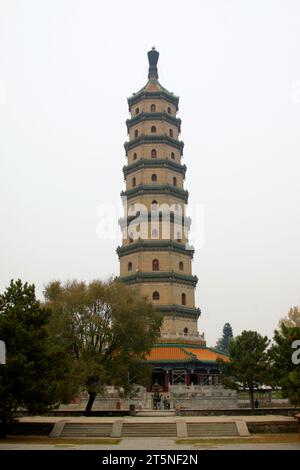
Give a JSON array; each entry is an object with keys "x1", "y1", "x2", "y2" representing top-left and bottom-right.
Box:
[
  {"x1": 186, "y1": 370, "x2": 190, "y2": 386},
  {"x1": 164, "y1": 370, "x2": 169, "y2": 392}
]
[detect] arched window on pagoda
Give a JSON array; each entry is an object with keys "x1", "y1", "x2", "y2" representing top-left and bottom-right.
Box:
[
  {"x1": 183, "y1": 327, "x2": 188, "y2": 335},
  {"x1": 128, "y1": 262, "x2": 133, "y2": 271},
  {"x1": 171, "y1": 152, "x2": 175, "y2": 160},
  {"x1": 151, "y1": 104, "x2": 156, "y2": 112},
  {"x1": 173, "y1": 177, "x2": 177, "y2": 187},
  {"x1": 132, "y1": 177, "x2": 136, "y2": 187},
  {"x1": 153, "y1": 291, "x2": 160, "y2": 301},
  {"x1": 179, "y1": 261, "x2": 184, "y2": 271},
  {"x1": 168, "y1": 107, "x2": 172, "y2": 114},
  {"x1": 152, "y1": 259, "x2": 159, "y2": 271},
  {"x1": 181, "y1": 293, "x2": 186, "y2": 305},
  {"x1": 151, "y1": 200, "x2": 158, "y2": 210},
  {"x1": 151, "y1": 149, "x2": 157, "y2": 158},
  {"x1": 169, "y1": 129, "x2": 173, "y2": 137},
  {"x1": 151, "y1": 174, "x2": 157, "y2": 182},
  {"x1": 151, "y1": 126, "x2": 156, "y2": 133},
  {"x1": 134, "y1": 129, "x2": 138, "y2": 138},
  {"x1": 135, "y1": 107, "x2": 139, "y2": 115},
  {"x1": 133, "y1": 152, "x2": 137, "y2": 160}
]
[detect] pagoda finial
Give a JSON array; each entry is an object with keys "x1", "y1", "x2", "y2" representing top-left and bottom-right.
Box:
[{"x1": 147, "y1": 47, "x2": 159, "y2": 79}]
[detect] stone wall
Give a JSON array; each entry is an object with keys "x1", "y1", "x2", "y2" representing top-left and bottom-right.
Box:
[
  {"x1": 247, "y1": 421, "x2": 299, "y2": 434},
  {"x1": 177, "y1": 407, "x2": 300, "y2": 417},
  {"x1": 58, "y1": 385, "x2": 146, "y2": 411}
]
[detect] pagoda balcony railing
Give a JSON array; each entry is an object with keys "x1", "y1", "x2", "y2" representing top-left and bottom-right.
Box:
[
  {"x1": 127, "y1": 90, "x2": 179, "y2": 109},
  {"x1": 124, "y1": 134, "x2": 184, "y2": 154},
  {"x1": 154, "y1": 304, "x2": 201, "y2": 319},
  {"x1": 116, "y1": 240, "x2": 195, "y2": 258},
  {"x1": 160, "y1": 332, "x2": 205, "y2": 343},
  {"x1": 123, "y1": 159, "x2": 187, "y2": 177},
  {"x1": 120, "y1": 271, "x2": 198, "y2": 287},
  {"x1": 126, "y1": 112, "x2": 181, "y2": 132},
  {"x1": 121, "y1": 184, "x2": 189, "y2": 203}
]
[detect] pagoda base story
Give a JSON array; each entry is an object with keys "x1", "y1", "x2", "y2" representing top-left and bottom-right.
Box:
[
  {"x1": 146, "y1": 339, "x2": 228, "y2": 393},
  {"x1": 149, "y1": 367, "x2": 221, "y2": 393}
]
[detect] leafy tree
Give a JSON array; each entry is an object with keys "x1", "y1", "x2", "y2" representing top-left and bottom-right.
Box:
[
  {"x1": 279, "y1": 306, "x2": 300, "y2": 328},
  {"x1": 217, "y1": 330, "x2": 270, "y2": 409},
  {"x1": 215, "y1": 323, "x2": 233, "y2": 353},
  {"x1": 0, "y1": 280, "x2": 69, "y2": 434},
  {"x1": 268, "y1": 324, "x2": 300, "y2": 406},
  {"x1": 44, "y1": 278, "x2": 162, "y2": 412}
]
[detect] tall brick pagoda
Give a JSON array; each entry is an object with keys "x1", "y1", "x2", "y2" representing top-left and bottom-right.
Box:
[{"x1": 117, "y1": 49, "x2": 227, "y2": 390}]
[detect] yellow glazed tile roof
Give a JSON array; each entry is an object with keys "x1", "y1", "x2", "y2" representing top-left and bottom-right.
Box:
[
  {"x1": 145, "y1": 343, "x2": 229, "y2": 363},
  {"x1": 146, "y1": 346, "x2": 193, "y2": 361},
  {"x1": 185, "y1": 348, "x2": 229, "y2": 362}
]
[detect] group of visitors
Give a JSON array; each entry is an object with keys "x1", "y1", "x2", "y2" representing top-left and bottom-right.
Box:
[{"x1": 152, "y1": 394, "x2": 170, "y2": 410}]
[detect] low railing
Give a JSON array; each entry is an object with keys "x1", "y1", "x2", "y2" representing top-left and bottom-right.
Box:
[
  {"x1": 160, "y1": 332, "x2": 205, "y2": 342},
  {"x1": 169, "y1": 383, "x2": 236, "y2": 397}
]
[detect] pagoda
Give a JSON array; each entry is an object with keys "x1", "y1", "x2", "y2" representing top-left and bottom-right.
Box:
[{"x1": 117, "y1": 49, "x2": 227, "y2": 391}]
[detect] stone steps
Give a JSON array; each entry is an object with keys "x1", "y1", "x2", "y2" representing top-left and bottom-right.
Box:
[
  {"x1": 52, "y1": 420, "x2": 242, "y2": 438},
  {"x1": 122, "y1": 423, "x2": 177, "y2": 437},
  {"x1": 60, "y1": 423, "x2": 112, "y2": 438}
]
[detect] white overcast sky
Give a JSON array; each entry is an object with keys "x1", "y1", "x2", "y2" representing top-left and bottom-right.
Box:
[{"x1": 1, "y1": 0, "x2": 300, "y2": 346}]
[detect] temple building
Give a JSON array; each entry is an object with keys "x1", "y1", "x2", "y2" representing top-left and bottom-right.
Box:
[{"x1": 117, "y1": 48, "x2": 227, "y2": 392}]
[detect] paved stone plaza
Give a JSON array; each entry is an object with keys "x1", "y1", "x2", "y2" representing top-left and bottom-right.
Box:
[
  {"x1": 0, "y1": 438, "x2": 300, "y2": 451},
  {"x1": 1, "y1": 414, "x2": 299, "y2": 450}
]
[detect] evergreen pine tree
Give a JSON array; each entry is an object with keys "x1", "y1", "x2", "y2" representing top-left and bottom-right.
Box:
[
  {"x1": 0, "y1": 280, "x2": 69, "y2": 434},
  {"x1": 215, "y1": 323, "x2": 233, "y2": 353}
]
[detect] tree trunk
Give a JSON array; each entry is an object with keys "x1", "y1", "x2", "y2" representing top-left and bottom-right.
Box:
[
  {"x1": 249, "y1": 386, "x2": 255, "y2": 410},
  {"x1": 85, "y1": 392, "x2": 97, "y2": 413}
]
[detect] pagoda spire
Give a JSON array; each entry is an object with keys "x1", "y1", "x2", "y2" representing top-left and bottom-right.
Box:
[{"x1": 147, "y1": 47, "x2": 159, "y2": 79}]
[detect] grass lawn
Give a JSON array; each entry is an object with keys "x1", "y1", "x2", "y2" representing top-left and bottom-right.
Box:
[
  {"x1": 0, "y1": 436, "x2": 120, "y2": 445},
  {"x1": 176, "y1": 433, "x2": 300, "y2": 446}
]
